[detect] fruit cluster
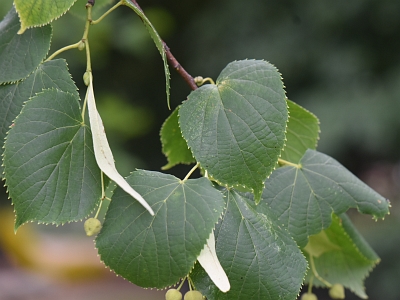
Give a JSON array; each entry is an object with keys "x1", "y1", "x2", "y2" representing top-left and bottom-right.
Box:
[
  {"x1": 165, "y1": 288, "x2": 203, "y2": 300},
  {"x1": 301, "y1": 283, "x2": 345, "y2": 300}
]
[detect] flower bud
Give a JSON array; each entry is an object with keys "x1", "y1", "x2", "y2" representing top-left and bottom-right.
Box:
[{"x1": 83, "y1": 71, "x2": 91, "y2": 86}]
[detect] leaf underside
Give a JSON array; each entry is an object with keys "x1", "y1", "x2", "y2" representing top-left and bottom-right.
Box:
[
  {"x1": 179, "y1": 60, "x2": 288, "y2": 202},
  {"x1": 160, "y1": 106, "x2": 195, "y2": 169},
  {"x1": 191, "y1": 189, "x2": 307, "y2": 300},
  {"x1": 0, "y1": 7, "x2": 52, "y2": 84},
  {"x1": 14, "y1": 0, "x2": 77, "y2": 33},
  {"x1": 304, "y1": 214, "x2": 380, "y2": 299},
  {"x1": 261, "y1": 149, "x2": 390, "y2": 248},
  {"x1": 281, "y1": 99, "x2": 320, "y2": 163},
  {"x1": 96, "y1": 170, "x2": 225, "y2": 289},
  {"x1": 3, "y1": 89, "x2": 102, "y2": 229}
]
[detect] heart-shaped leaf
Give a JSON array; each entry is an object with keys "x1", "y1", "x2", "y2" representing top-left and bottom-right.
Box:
[
  {"x1": 0, "y1": 59, "x2": 78, "y2": 169},
  {"x1": 179, "y1": 60, "x2": 288, "y2": 202},
  {"x1": 0, "y1": 7, "x2": 52, "y2": 84},
  {"x1": 303, "y1": 214, "x2": 380, "y2": 299},
  {"x1": 3, "y1": 89, "x2": 102, "y2": 229},
  {"x1": 14, "y1": 0, "x2": 77, "y2": 34},
  {"x1": 262, "y1": 149, "x2": 390, "y2": 247},
  {"x1": 280, "y1": 99, "x2": 319, "y2": 163},
  {"x1": 160, "y1": 106, "x2": 195, "y2": 170},
  {"x1": 191, "y1": 189, "x2": 307, "y2": 300},
  {"x1": 96, "y1": 170, "x2": 225, "y2": 289}
]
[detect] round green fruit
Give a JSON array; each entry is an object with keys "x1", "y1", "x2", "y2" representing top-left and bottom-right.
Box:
[
  {"x1": 329, "y1": 284, "x2": 345, "y2": 299},
  {"x1": 165, "y1": 288, "x2": 182, "y2": 300},
  {"x1": 184, "y1": 290, "x2": 203, "y2": 300},
  {"x1": 84, "y1": 217, "x2": 102, "y2": 236},
  {"x1": 300, "y1": 292, "x2": 318, "y2": 300}
]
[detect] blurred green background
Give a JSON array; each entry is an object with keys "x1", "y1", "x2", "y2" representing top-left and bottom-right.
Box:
[{"x1": 1, "y1": 0, "x2": 400, "y2": 299}]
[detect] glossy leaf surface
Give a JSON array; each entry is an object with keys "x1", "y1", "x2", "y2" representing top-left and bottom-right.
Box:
[
  {"x1": 262, "y1": 149, "x2": 390, "y2": 247},
  {"x1": 191, "y1": 189, "x2": 307, "y2": 300},
  {"x1": 0, "y1": 59, "x2": 77, "y2": 167},
  {"x1": 96, "y1": 170, "x2": 225, "y2": 288},
  {"x1": 0, "y1": 7, "x2": 52, "y2": 84},
  {"x1": 3, "y1": 89, "x2": 101, "y2": 228},
  {"x1": 179, "y1": 60, "x2": 288, "y2": 202}
]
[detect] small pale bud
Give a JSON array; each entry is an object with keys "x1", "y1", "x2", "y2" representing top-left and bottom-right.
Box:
[
  {"x1": 84, "y1": 217, "x2": 102, "y2": 236},
  {"x1": 78, "y1": 41, "x2": 85, "y2": 51},
  {"x1": 83, "y1": 71, "x2": 91, "y2": 86},
  {"x1": 194, "y1": 76, "x2": 204, "y2": 86},
  {"x1": 329, "y1": 284, "x2": 345, "y2": 299}
]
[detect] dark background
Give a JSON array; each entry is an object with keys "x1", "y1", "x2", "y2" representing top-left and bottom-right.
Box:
[{"x1": 1, "y1": 0, "x2": 400, "y2": 299}]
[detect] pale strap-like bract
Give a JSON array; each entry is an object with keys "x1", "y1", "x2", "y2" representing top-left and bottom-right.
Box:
[
  {"x1": 197, "y1": 231, "x2": 230, "y2": 293},
  {"x1": 86, "y1": 74, "x2": 154, "y2": 215}
]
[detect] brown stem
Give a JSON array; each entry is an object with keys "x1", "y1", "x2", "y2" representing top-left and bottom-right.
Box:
[
  {"x1": 128, "y1": 0, "x2": 198, "y2": 91},
  {"x1": 164, "y1": 42, "x2": 198, "y2": 91}
]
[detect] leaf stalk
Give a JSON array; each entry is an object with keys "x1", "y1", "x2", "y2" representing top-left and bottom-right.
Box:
[
  {"x1": 45, "y1": 41, "x2": 82, "y2": 61},
  {"x1": 278, "y1": 158, "x2": 301, "y2": 168},
  {"x1": 182, "y1": 163, "x2": 200, "y2": 182},
  {"x1": 91, "y1": 0, "x2": 124, "y2": 25},
  {"x1": 194, "y1": 76, "x2": 215, "y2": 86},
  {"x1": 309, "y1": 255, "x2": 332, "y2": 288}
]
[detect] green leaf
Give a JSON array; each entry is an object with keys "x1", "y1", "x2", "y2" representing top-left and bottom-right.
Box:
[
  {"x1": 0, "y1": 59, "x2": 78, "y2": 170},
  {"x1": 179, "y1": 60, "x2": 288, "y2": 202},
  {"x1": 123, "y1": 0, "x2": 170, "y2": 108},
  {"x1": 262, "y1": 149, "x2": 390, "y2": 247},
  {"x1": 96, "y1": 170, "x2": 225, "y2": 289},
  {"x1": 3, "y1": 89, "x2": 101, "y2": 229},
  {"x1": 191, "y1": 189, "x2": 307, "y2": 300},
  {"x1": 280, "y1": 100, "x2": 319, "y2": 163},
  {"x1": 14, "y1": 0, "x2": 77, "y2": 33},
  {"x1": 160, "y1": 106, "x2": 195, "y2": 170},
  {"x1": 304, "y1": 214, "x2": 380, "y2": 299},
  {"x1": 303, "y1": 230, "x2": 340, "y2": 258},
  {"x1": 0, "y1": 7, "x2": 52, "y2": 84}
]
